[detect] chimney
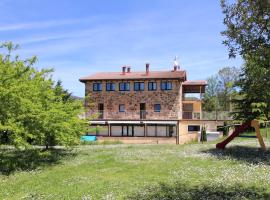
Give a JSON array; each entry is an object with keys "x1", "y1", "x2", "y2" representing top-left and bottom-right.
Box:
[
  {"x1": 173, "y1": 56, "x2": 180, "y2": 71},
  {"x1": 146, "y1": 63, "x2": 150, "y2": 75},
  {"x1": 122, "y1": 66, "x2": 126, "y2": 75},
  {"x1": 127, "y1": 66, "x2": 131, "y2": 73}
]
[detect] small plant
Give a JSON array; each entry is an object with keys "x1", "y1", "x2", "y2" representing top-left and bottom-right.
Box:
[
  {"x1": 200, "y1": 125, "x2": 207, "y2": 142},
  {"x1": 223, "y1": 121, "x2": 229, "y2": 136}
]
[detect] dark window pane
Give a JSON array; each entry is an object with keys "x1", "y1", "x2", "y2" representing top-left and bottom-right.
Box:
[
  {"x1": 126, "y1": 83, "x2": 130, "y2": 91},
  {"x1": 106, "y1": 83, "x2": 110, "y2": 91},
  {"x1": 161, "y1": 82, "x2": 166, "y2": 90},
  {"x1": 111, "y1": 83, "x2": 115, "y2": 91},
  {"x1": 154, "y1": 104, "x2": 161, "y2": 112},
  {"x1": 93, "y1": 83, "x2": 97, "y2": 91},
  {"x1": 119, "y1": 104, "x2": 125, "y2": 112},
  {"x1": 94, "y1": 83, "x2": 102, "y2": 91},
  {"x1": 140, "y1": 83, "x2": 144, "y2": 90},
  {"x1": 148, "y1": 82, "x2": 156, "y2": 91},
  {"x1": 98, "y1": 83, "x2": 102, "y2": 91},
  {"x1": 119, "y1": 83, "x2": 124, "y2": 91},
  {"x1": 167, "y1": 82, "x2": 172, "y2": 90},
  {"x1": 134, "y1": 83, "x2": 139, "y2": 91},
  {"x1": 153, "y1": 82, "x2": 157, "y2": 90},
  {"x1": 188, "y1": 125, "x2": 200, "y2": 132}
]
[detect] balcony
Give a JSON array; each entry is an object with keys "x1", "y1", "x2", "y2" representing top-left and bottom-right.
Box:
[
  {"x1": 88, "y1": 110, "x2": 181, "y2": 120},
  {"x1": 182, "y1": 111, "x2": 232, "y2": 120},
  {"x1": 182, "y1": 111, "x2": 201, "y2": 120},
  {"x1": 87, "y1": 110, "x2": 232, "y2": 121}
]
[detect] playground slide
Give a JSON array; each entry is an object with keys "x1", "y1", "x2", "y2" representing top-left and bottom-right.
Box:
[{"x1": 216, "y1": 121, "x2": 251, "y2": 149}]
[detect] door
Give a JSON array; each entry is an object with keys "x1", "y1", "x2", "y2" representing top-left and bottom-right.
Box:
[
  {"x1": 140, "y1": 103, "x2": 146, "y2": 119},
  {"x1": 183, "y1": 103, "x2": 193, "y2": 119},
  {"x1": 98, "y1": 103, "x2": 104, "y2": 119},
  {"x1": 122, "y1": 125, "x2": 133, "y2": 136}
]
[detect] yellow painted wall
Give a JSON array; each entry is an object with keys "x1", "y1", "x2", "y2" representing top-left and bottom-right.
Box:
[
  {"x1": 182, "y1": 100, "x2": 201, "y2": 113},
  {"x1": 177, "y1": 120, "x2": 225, "y2": 144}
]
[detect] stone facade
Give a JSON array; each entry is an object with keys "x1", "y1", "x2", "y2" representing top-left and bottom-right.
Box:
[{"x1": 85, "y1": 79, "x2": 183, "y2": 120}]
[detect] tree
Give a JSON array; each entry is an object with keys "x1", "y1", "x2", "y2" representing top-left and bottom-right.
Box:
[
  {"x1": 217, "y1": 67, "x2": 240, "y2": 111},
  {"x1": 0, "y1": 42, "x2": 87, "y2": 148},
  {"x1": 202, "y1": 75, "x2": 219, "y2": 112},
  {"x1": 54, "y1": 80, "x2": 72, "y2": 103},
  {"x1": 202, "y1": 67, "x2": 240, "y2": 112},
  {"x1": 221, "y1": 0, "x2": 270, "y2": 121}
]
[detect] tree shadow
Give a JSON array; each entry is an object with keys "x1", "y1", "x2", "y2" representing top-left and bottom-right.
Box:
[
  {"x1": 0, "y1": 147, "x2": 76, "y2": 175},
  {"x1": 127, "y1": 182, "x2": 269, "y2": 200},
  {"x1": 202, "y1": 146, "x2": 270, "y2": 165}
]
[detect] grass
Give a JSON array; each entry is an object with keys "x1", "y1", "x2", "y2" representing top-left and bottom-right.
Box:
[{"x1": 0, "y1": 138, "x2": 270, "y2": 199}]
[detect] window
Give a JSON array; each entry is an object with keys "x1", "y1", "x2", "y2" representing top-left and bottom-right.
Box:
[
  {"x1": 161, "y1": 82, "x2": 172, "y2": 90},
  {"x1": 154, "y1": 104, "x2": 161, "y2": 112},
  {"x1": 119, "y1": 104, "x2": 125, "y2": 112},
  {"x1": 148, "y1": 82, "x2": 157, "y2": 91},
  {"x1": 93, "y1": 83, "x2": 102, "y2": 91},
  {"x1": 134, "y1": 82, "x2": 144, "y2": 91},
  {"x1": 119, "y1": 82, "x2": 130, "y2": 91},
  {"x1": 106, "y1": 83, "x2": 115, "y2": 91},
  {"x1": 188, "y1": 125, "x2": 200, "y2": 132}
]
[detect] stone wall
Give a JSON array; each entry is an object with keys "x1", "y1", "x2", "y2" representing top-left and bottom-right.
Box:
[{"x1": 85, "y1": 79, "x2": 182, "y2": 120}]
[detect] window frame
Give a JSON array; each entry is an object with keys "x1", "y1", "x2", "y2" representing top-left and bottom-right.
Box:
[
  {"x1": 188, "y1": 125, "x2": 200, "y2": 132},
  {"x1": 161, "y1": 81, "x2": 172, "y2": 90},
  {"x1": 119, "y1": 104, "x2": 125, "y2": 112},
  {"x1": 134, "y1": 82, "x2": 145, "y2": 91},
  {"x1": 119, "y1": 82, "x2": 130, "y2": 91},
  {"x1": 93, "y1": 82, "x2": 102, "y2": 91},
  {"x1": 148, "y1": 82, "x2": 157, "y2": 91},
  {"x1": 106, "y1": 82, "x2": 115, "y2": 91},
  {"x1": 154, "y1": 104, "x2": 161, "y2": 112}
]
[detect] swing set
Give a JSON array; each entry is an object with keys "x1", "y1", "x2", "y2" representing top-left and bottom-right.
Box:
[{"x1": 216, "y1": 120, "x2": 268, "y2": 150}]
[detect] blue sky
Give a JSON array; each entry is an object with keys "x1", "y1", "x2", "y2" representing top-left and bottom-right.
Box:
[{"x1": 0, "y1": 0, "x2": 242, "y2": 97}]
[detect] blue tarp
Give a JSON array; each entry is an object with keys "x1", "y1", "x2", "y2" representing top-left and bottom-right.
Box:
[{"x1": 81, "y1": 135, "x2": 97, "y2": 142}]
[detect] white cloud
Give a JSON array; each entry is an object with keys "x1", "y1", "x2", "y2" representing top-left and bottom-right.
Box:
[{"x1": 0, "y1": 17, "x2": 94, "y2": 32}]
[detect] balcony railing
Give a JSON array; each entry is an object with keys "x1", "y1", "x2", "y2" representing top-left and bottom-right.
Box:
[
  {"x1": 202, "y1": 111, "x2": 232, "y2": 120},
  {"x1": 88, "y1": 110, "x2": 181, "y2": 120},
  {"x1": 182, "y1": 112, "x2": 201, "y2": 120},
  {"x1": 86, "y1": 110, "x2": 232, "y2": 121}
]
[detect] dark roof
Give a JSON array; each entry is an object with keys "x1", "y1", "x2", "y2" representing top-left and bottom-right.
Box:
[
  {"x1": 182, "y1": 80, "x2": 207, "y2": 93},
  {"x1": 79, "y1": 70, "x2": 187, "y2": 82}
]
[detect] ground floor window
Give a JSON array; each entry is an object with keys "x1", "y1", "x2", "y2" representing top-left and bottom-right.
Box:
[
  {"x1": 90, "y1": 124, "x2": 177, "y2": 137},
  {"x1": 188, "y1": 125, "x2": 200, "y2": 132},
  {"x1": 147, "y1": 125, "x2": 176, "y2": 137}
]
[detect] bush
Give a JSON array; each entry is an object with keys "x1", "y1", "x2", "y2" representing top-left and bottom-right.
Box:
[{"x1": 200, "y1": 126, "x2": 207, "y2": 142}]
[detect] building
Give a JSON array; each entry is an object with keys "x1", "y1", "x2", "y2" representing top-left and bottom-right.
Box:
[{"x1": 79, "y1": 62, "x2": 226, "y2": 144}]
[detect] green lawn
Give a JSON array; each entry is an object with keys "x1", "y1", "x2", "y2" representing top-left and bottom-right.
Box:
[{"x1": 1, "y1": 138, "x2": 270, "y2": 199}]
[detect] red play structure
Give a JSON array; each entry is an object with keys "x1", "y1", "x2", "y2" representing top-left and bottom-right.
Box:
[{"x1": 216, "y1": 120, "x2": 266, "y2": 150}]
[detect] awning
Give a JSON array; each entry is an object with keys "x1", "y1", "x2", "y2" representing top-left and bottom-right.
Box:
[
  {"x1": 89, "y1": 121, "x2": 106, "y2": 124},
  {"x1": 107, "y1": 121, "x2": 142, "y2": 124},
  {"x1": 89, "y1": 120, "x2": 178, "y2": 125},
  {"x1": 144, "y1": 121, "x2": 178, "y2": 125}
]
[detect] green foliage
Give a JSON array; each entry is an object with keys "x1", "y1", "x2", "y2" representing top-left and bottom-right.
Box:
[
  {"x1": 221, "y1": 0, "x2": 270, "y2": 121},
  {"x1": 223, "y1": 121, "x2": 229, "y2": 136},
  {"x1": 202, "y1": 75, "x2": 219, "y2": 112},
  {"x1": 231, "y1": 57, "x2": 270, "y2": 121},
  {"x1": 202, "y1": 67, "x2": 239, "y2": 112},
  {"x1": 0, "y1": 42, "x2": 87, "y2": 148}
]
